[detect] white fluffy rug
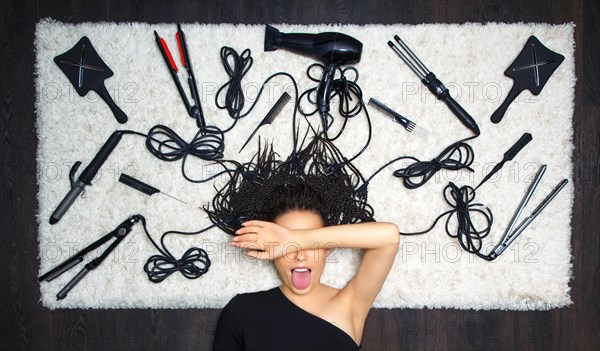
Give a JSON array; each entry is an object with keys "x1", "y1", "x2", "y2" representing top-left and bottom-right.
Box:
[{"x1": 35, "y1": 20, "x2": 575, "y2": 310}]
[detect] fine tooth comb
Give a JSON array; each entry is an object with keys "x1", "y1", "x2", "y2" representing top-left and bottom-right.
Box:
[
  {"x1": 368, "y1": 98, "x2": 429, "y2": 139},
  {"x1": 239, "y1": 92, "x2": 291, "y2": 152},
  {"x1": 491, "y1": 36, "x2": 564, "y2": 124}
]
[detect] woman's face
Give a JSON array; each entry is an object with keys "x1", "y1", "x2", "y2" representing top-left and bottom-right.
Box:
[{"x1": 273, "y1": 210, "x2": 329, "y2": 296}]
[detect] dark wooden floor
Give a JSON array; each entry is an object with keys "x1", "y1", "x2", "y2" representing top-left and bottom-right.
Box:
[{"x1": 1, "y1": 0, "x2": 598, "y2": 350}]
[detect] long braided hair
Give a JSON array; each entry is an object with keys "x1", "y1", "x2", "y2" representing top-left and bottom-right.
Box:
[{"x1": 204, "y1": 135, "x2": 375, "y2": 235}]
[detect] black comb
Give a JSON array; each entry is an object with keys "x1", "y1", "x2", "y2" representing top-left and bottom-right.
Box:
[
  {"x1": 239, "y1": 92, "x2": 291, "y2": 152},
  {"x1": 368, "y1": 98, "x2": 429, "y2": 139}
]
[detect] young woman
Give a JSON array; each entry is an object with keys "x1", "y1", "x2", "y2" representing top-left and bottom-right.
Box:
[{"x1": 207, "y1": 138, "x2": 399, "y2": 350}]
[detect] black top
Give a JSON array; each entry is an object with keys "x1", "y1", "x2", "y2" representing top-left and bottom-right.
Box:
[{"x1": 213, "y1": 287, "x2": 360, "y2": 351}]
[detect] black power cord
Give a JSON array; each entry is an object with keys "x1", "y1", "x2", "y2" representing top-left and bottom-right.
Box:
[
  {"x1": 125, "y1": 47, "x2": 310, "y2": 184},
  {"x1": 120, "y1": 50, "x2": 382, "y2": 281},
  {"x1": 399, "y1": 182, "x2": 494, "y2": 261},
  {"x1": 120, "y1": 47, "x2": 255, "y2": 185},
  {"x1": 354, "y1": 137, "x2": 485, "y2": 259},
  {"x1": 393, "y1": 134, "x2": 536, "y2": 261},
  {"x1": 138, "y1": 71, "x2": 304, "y2": 183},
  {"x1": 298, "y1": 63, "x2": 372, "y2": 166},
  {"x1": 358, "y1": 135, "x2": 477, "y2": 192},
  {"x1": 145, "y1": 45, "x2": 377, "y2": 184},
  {"x1": 393, "y1": 136, "x2": 476, "y2": 189},
  {"x1": 351, "y1": 130, "x2": 497, "y2": 259},
  {"x1": 138, "y1": 215, "x2": 213, "y2": 282},
  {"x1": 145, "y1": 125, "x2": 225, "y2": 162},
  {"x1": 215, "y1": 46, "x2": 254, "y2": 123},
  {"x1": 121, "y1": 129, "x2": 242, "y2": 184}
]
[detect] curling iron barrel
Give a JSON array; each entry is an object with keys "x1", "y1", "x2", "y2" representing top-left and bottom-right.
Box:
[
  {"x1": 389, "y1": 35, "x2": 480, "y2": 135},
  {"x1": 421, "y1": 72, "x2": 479, "y2": 135}
]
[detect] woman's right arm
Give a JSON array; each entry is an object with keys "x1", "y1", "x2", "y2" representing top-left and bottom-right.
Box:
[{"x1": 235, "y1": 220, "x2": 399, "y2": 321}]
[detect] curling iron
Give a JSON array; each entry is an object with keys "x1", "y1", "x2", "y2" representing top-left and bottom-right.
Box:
[
  {"x1": 49, "y1": 131, "x2": 124, "y2": 224},
  {"x1": 388, "y1": 35, "x2": 480, "y2": 135}
]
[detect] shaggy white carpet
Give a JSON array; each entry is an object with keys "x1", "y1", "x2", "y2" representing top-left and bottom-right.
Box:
[{"x1": 35, "y1": 20, "x2": 575, "y2": 310}]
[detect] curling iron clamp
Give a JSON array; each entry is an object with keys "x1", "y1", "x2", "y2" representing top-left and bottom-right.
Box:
[
  {"x1": 388, "y1": 35, "x2": 480, "y2": 136},
  {"x1": 487, "y1": 165, "x2": 568, "y2": 260}
]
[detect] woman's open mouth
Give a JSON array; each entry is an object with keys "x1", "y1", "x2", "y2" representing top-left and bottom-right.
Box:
[{"x1": 291, "y1": 267, "x2": 311, "y2": 290}]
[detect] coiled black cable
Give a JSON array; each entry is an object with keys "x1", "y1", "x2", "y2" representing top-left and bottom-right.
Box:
[
  {"x1": 124, "y1": 128, "x2": 243, "y2": 184},
  {"x1": 118, "y1": 47, "x2": 253, "y2": 185},
  {"x1": 399, "y1": 182, "x2": 494, "y2": 260},
  {"x1": 138, "y1": 215, "x2": 213, "y2": 283},
  {"x1": 213, "y1": 47, "x2": 279, "y2": 134},
  {"x1": 298, "y1": 63, "x2": 372, "y2": 165},
  {"x1": 354, "y1": 135, "x2": 487, "y2": 259},
  {"x1": 393, "y1": 137, "x2": 476, "y2": 189},
  {"x1": 215, "y1": 47, "x2": 254, "y2": 121},
  {"x1": 358, "y1": 135, "x2": 477, "y2": 191},
  {"x1": 123, "y1": 71, "x2": 305, "y2": 185},
  {"x1": 123, "y1": 46, "x2": 311, "y2": 184},
  {"x1": 145, "y1": 125, "x2": 225, "y2": 161}
]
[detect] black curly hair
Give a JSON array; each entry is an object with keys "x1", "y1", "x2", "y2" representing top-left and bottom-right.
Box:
[{"x1": 204, "y1": 135, "x2": 375, "y2": 235}]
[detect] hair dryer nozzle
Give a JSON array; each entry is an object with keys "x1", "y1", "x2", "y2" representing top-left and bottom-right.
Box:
[{"x1": 264, "y1": 25, "x2": 282, "y2": 51}]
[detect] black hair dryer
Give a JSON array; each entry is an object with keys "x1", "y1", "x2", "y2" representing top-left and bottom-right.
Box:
[{"x1": 264, "y1": 25, "x2": 363, "y2": 130}]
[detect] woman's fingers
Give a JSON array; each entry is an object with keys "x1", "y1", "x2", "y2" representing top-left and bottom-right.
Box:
[
  {"x1": 232, "y1": 220, "x2": 280, "y2": 260},
  {"x1": 241, "y1": 220, "x2": 266, "y2": 227},
  {"x1": 232, "y1": 233, "x2": 257, "y2": 243},
  {"x1": 235, "y1": 226, "x2": 260, "y2": 235}
]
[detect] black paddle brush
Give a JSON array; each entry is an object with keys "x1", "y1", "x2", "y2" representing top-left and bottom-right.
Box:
[
  {"x1": 54, "y1": 36, "x2": 128, "y2": 124},
  {"x1": 491, "y1": 36, "x2": 564, "y2": 124}
]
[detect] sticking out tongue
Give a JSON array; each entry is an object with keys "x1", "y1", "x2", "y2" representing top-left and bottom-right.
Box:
[{"x1": 291, "y1": 269, "x2": 311, "y2": 290}]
